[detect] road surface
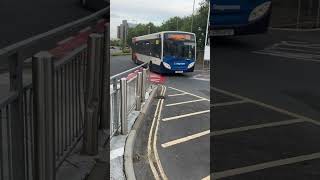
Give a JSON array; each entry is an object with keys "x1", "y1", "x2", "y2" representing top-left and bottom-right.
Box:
[{"x1": 212, "y1": 29, "x2": 320, "y2": 179}]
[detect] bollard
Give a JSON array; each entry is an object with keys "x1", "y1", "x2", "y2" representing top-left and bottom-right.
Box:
[
  {"x1": 142, "y1": 69, "x2": 147, "y2": 102},
  {"x1": 32, "y1": 51, "x2": 55, "y2": 180},
  {"x1": 83, "y1": 34, "x2": 103, "y2": 155},
  {"x1": 113, "y1": 78, "x2": 119, "y2": 134},
  {"x1": 136, "y1": 72, "x2": 143, "y2": 111},
  {"x1": 120, "y1": 78, "x2": 128, "y2": 134},
  {"x1": 100, "y1": 23, "x2": 110, "y2": 130}
]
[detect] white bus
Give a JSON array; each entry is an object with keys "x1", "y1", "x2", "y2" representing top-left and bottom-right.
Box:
[{"x1": 132, "y1": 31, "x2": 196, "y2": 74}]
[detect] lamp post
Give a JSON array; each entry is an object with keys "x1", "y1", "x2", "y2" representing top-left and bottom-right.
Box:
[{"x1": 191, "y1": 0, "x2": 196, "y2": 32}]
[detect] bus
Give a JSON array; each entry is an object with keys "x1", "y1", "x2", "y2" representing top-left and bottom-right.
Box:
[
  {"x1": 132, "y1": 31, "x2": 196, "y2": 74},
  {"x1": 211, "y1": 0, "x2": 272, "y2": 36}
]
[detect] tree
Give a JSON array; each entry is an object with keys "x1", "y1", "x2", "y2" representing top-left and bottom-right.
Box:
[{"x1": 125, "y1": 0, "x2": 209, "y2": 50}]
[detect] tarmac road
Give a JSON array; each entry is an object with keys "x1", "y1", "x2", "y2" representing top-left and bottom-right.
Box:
[{"x1": 212, "y1": 29, "x2": 320, "y2": 179}]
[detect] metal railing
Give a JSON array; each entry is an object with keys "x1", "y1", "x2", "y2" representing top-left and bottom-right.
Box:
[
  {"x1": 0, "y1": 7, "x2": 109, "y2": 180},
  {"x1": 110, "y1": 63, "x2": 151, "y2": 138}
]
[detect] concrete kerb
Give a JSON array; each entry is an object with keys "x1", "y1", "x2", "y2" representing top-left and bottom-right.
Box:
[{"x1": 124, "y1": 85, "x2": 159, "y2": 180}]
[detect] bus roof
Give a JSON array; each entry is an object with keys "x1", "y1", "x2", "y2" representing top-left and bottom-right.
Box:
[{"x1": 133, "y1": 31, "x2": 196, "y2": 41}]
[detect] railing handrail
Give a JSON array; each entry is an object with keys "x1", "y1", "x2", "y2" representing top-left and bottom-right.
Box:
[
  {"x1": 54, "y1": 44, "x2": 87, "y2": 69},
  {"x1": 110, "y1": 62, "x2": 148, "y2": 80},
  {"x1": 0, "y1": 7, "x2": 109, "y2": 62},
  {"x1": 0, "y1": 91, "x2": 18, "y2": 109}
]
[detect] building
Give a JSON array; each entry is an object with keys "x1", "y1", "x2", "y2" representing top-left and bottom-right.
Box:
[{"x1": 117, "y1": 20, "x2": 137, "y2": 47}]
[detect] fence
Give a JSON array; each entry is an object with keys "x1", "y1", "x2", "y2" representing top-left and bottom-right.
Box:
[
  {"x1": 110, "y1": 63, "x2": 151, "y2": 138},
  {"x1": 271, "y1": 0, "x2": 320, "y2": 29},
  {"x1": 0, "y1": 7, "x2": 109, "y2": 180}
]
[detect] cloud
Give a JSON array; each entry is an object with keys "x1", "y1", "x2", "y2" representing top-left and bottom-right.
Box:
[{"x1": 110, "y1": 0, "x2": 202, "y2": 39}]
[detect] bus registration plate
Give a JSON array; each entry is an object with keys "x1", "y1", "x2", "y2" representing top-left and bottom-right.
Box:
[
  {"x1": 212, "y1": 29, "x2": 234, "y2": 36},
  {"x1": 175, "y1": 71, "x2": 184, "y2": 73}
]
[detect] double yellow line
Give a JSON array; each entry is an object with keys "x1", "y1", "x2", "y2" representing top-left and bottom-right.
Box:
[{"x1": 147, "y1": 85, "x2": 168, "y2": 180}]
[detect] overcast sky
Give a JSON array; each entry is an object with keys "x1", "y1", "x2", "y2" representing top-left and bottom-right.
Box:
[{"x1": 111, "y1": 0, "x2": 202, "y2": 39}]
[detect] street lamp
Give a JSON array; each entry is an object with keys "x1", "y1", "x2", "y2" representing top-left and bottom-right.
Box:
[{"x1": 191, "y1": 0, "x2": 196, "y2": 32}]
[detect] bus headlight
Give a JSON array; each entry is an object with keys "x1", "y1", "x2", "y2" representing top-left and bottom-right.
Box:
[
  {"x1": 163, "y1": 62, "x2": 171, "y2": 69},
  {"x1": 188, "y1": 62, "x2": 195, "y2": 69},
  {"x1": 248, "y1": 2, "x2": 271, "y2": 22}
]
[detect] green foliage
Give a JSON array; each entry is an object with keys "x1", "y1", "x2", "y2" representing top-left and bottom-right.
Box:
[
  {"x1": 110, "y1": 39, "x2": 121, "y2": 46},
  {"x1": 126, "y1": 0, "x2": 209, "y2": 50}
]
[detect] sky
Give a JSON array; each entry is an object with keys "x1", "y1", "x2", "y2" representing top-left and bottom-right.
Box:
[{"x1": 111, "y1": 0, "x2": 202, "y2": 39}]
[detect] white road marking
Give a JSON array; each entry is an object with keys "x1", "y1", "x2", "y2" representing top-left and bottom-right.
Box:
[
  {"x1": 110, "y1": 147, "x2": 124, "y2": 160},
  {"x1": 211, "y1": 119, "x2": 305, "y2": 136},
  {"x1": 201, "y1": 175, "x2": 210, "y2": 180},
  {"x1": 212, "y1": 87, "x2": 320, "y2": 127},
  {"x1": 169, "y1": 86, "x2": 209, "y2": 101},
  {"x1": 166, "y1": 99, "x2": 208, "y2": 107},
  {"x1": 162, "y1": 110, "x2": 210, "y2": 122},
  {"x1": 213, "y1": 152, "x2": 320, "y2": 179},
  {"x1": 161, "y1": 130, "x2": 210, "y2": 148},
  {"x1": 191, "y1": 77, "x2": 210, "y2": 82},
  {"x1": 253, "y1": 51, "x2": 320, "y2": 63},
  {"x1": 273, "y1": 47, "x2": 320, "y2": 54},
  {"x1": 213, "y1": 100, "x2": 247, "y2": 107},
  {"x1": 168, "y1": 93, "x2": 187, "y2": 97}
]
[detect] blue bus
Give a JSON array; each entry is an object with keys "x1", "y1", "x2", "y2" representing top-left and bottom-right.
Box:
[
  {"x1": 211, "y1": 0, "x2": 272, "y2": 36},
  {"x1": 132, "y1": 31, "x2": 196, "y2": 74}
]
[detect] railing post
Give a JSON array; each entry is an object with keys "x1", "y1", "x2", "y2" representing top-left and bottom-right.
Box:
[
  {"x1": 83, "y1": 34, "x2": 103, "y2": 155},
  {"x1": 100, "y1": 23, "x2": 110, "y2": 130},
  {"x1": 120, "y1": 78, "x2": 127, "y2": 134},
  {"x1": 136, "y1": 72, "x2": 143, "y2": 111},
  {"x1": 8, "y1": 52, "x2": 26, "y2": 180},
  {"x1": 142, "y1": 68, "x2": 147, "y2": 102},
  {"x1": 32, "y1": 51, "x2": 55, "y2": 180}
]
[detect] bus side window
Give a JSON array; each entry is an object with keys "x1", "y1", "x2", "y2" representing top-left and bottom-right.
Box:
[{"x1": 151, "y1": 39, "x2": 160, "y2": 58}]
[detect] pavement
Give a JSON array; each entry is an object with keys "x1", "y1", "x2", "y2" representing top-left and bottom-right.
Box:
[{"x1": 212, "y1": 29, "x2": 320, "y2": 179}]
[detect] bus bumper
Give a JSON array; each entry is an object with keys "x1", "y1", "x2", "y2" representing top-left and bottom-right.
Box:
[
  {"x1": 151, "y1": 63, "x2": 194, "y2": 74},
  {"x1": 211, "y1": 10, "x2": 271, "y2": 36}
]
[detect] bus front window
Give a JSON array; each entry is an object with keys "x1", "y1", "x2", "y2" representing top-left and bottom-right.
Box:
[{"x1": 164, "y1": 34, "x2": 195, "y2": 60}]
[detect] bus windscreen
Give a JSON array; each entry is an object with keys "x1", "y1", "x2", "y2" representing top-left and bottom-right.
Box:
[{"x1": 164, "y1": 33, "x2": 195, "y2": 59}]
